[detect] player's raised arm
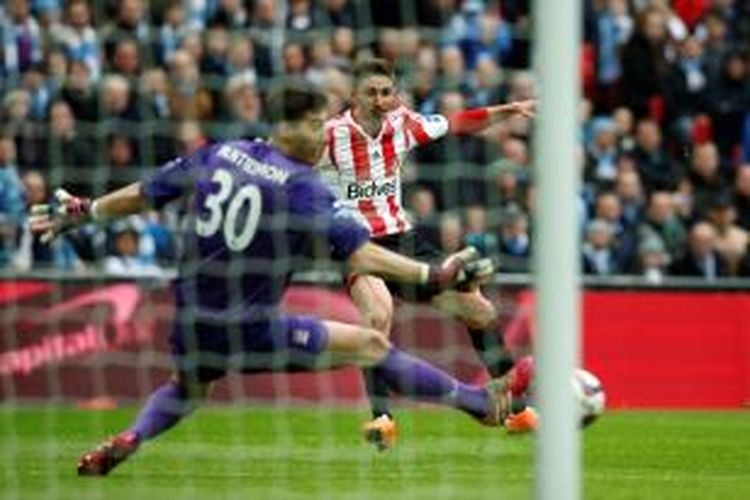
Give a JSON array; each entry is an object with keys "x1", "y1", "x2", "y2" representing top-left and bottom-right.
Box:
[{"x1": 444, "y1": 99, "x2": 536, "y2": 136}]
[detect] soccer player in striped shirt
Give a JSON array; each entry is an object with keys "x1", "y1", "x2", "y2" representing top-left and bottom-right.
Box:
[
  {"x1": 320, "y1": 59, "x2": 538, "y2": 448},
  {"x1": 29, "y1": 81, "x2": 533, "y2": 476}
]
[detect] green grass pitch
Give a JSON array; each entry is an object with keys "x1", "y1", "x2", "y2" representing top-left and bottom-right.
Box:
[{"x1": 1, "y1": 407, "x2": 749, "y2": 499}]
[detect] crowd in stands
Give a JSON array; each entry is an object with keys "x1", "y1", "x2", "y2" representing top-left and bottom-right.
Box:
[{"x1": 1, "y1": 0, "x2": 750, "y2": 282}]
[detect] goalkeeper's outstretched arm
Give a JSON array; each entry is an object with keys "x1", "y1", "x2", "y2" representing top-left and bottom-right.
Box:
[
  {"x1": 29, "y1": 182, "x2": 147, "y2": 242},
  {"x1": 90, "y1": 182, "x2": 149, "y2": 218}
]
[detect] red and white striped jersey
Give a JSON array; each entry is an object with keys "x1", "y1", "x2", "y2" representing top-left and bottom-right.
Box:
[{"x1": 320, "y1": 105, "x2": 450, "y2": 238}]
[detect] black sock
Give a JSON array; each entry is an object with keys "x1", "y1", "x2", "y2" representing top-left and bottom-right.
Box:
[
  {"x1": 467, "y1": 328, "x2": 515, "y2": 378},
  {"x1": 362, "y1": 367, "x2": 392, "y2": 419}
]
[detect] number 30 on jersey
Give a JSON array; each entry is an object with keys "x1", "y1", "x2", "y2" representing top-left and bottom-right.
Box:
[{"x1": 195, "y1": 169, "x2": 262, "y2": 251}]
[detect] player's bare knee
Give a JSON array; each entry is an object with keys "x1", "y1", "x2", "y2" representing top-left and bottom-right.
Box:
[
  {"x1": 359, "y1": 328, "x2": 392, "y2": 366},
  {"x1": 365, "y1": 306, "x2": 392, "y2": 335}
]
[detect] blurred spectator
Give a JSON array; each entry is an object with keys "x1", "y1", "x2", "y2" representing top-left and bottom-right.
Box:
[
  {"x1": 105, "y1": 134, "x2": 141, "y2": 192},
  {"x1": 685, "y1": 141, "x2": 725, "y2": 218},
  {"x1": 614, "y1": 169, "x2": 645, "y2": 228},
  {"x1": 156, "y1": 0, "x2": 188, "y2": 65},
  {"x1": 619, "y1": 7, "x2": 672, "y2": 119},
  {"x1": 486, "y1": 159, "x2": 525, "y2": 210},
  {"x1": 695, "y1": 10, "x2": 730, "y2": 81},
  {"x1": 201, "y1": 27, "x2": 230, "y2": 77},
  {"x1": 632, "y1": 118, "x2": 681, "y2": 191},
  {"x1": 497, "y1": 205, "x2": 530, "y2": 273},
  {"x1": 671, "y1": 36, "x2": 710, "y2": 130},
  {"x1": 733, "y1": 167, "x2": 750, "y2": 231},
  {"x1": 323, "y1": 0, "x2": 359, "y2": 28},
  {"x1": 0, "y1": 136, "x2": 24, "y2": 267},
  {"x1": 582, "y1": 218, "x2": 620, "y2": 275},
  {"x1": 52, "y1": 0, "x2": 100, "y2": 80},
  {"x1": 407, "y1": 185, "x2": 437, "y2": 223},
  {"x1": 464, "y1": 205, "x2": 499, "y2": 259},
  {"x1": 139, "y1": 67, "x2": 171, "y2": 119},
  {"x1": 210, "y1": 0, "x2": 250, "y2": 30},
  {"x1": 585, "y1": 117, "x2": 620, "y2": 187},
  {"x1": 220, "y1": 76, "x2": 268, "y2": 139},
  {"x1": 227, "y1": 37, "x2": 257, "y2": 82},
  {"x1": 612, "y1": 106, "x2": 636, "y2": 152},
  {"x1": 706, "y1": 194, "x2": 748, "y2": 276},
  {"x1": 61, "y1": 60, "x2": 98, "y2": 121},
  {"x1": 286, "y1": 0, "x2": 320, "y2": 36},
  {"x1": 330, "y1": 27, "x2": 355, "y2": 67},
  {"x1": 438, "y1": 211, "x2": 463, "y2": 254},
  {"x1": 593, "y1": 0, "x2": 634, "y2": 111},
  {"x1": 103, "y1": 218, "x2": 164, "y2": 276},
  {"x1": 45, "y1": 100, "x2": 95, "y2": 195},
  {"x1": 438, "y1": 45, "x2": 471, "y2": 94},
  {"x1": 638, "y1": 190, "x2": 687, "y2": 261},
  {"x1": 167, "y1": 49, "x2": 214, "y2": 120},
  {"x1": 103, "y1": 0, "x2": 150, "y2": 61},
  {"x1": 467, "y1": 56, "x2": 506, "y2": 109},
  {"x1": 44, "y1": 48, "x2": 69, "y2": 95},
  {"x1": 319, "y1": 67, "x2": 351, "y2": 115},
  {"x1": 20, "y1": 64, "x2": 50, "y2": 120},
  {"x1": 670, "y1": 221, "x2": 728, "y2": 279},
  {"x1": 637, "y1": 236, "x2": 670, "y2": 284},
  {"x1": 282, "y1": 41, "x2": 308, "y2": 76},
  {"x1": 2, "y1": 88, "x2": 45, "y2": 168},
  {"x1": 594, "y1": 191, "x2": 638, "y2": 271},
  {"x1": 707, "y1": 52, "x2": 750, "y2": 161},
  {"x1": 110, "y1": 38, "x2": 142, "y2": 78},
  {"x1": 649, "y1": 0, "x2": 688, "y2": 42},
  {"x1": 0, "y1": 0, "x2": 43, "y2": 83},
  {"x1": 249, "y1": 0, "x2": 277, "y2": 78}
]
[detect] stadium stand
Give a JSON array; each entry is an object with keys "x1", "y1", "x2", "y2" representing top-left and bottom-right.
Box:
[{"x1": 1, "y1": 0, "x2": 750, "y2": 280}]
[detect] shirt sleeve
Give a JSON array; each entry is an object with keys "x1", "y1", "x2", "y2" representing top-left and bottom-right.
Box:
[
  {"x1": 401, "y1": 107, "x2": 450, "y2": 149},
  {"x1": 140, "y1": 152, "x2": 198, "y2": 209},
  {"x1": 289, "y1": 175, "x2": 370, "y2": 261}
]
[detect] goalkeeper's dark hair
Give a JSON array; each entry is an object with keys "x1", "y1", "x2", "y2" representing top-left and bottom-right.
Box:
[
  {"x1": 352, "y1": 58, "x2": 395, "y2": 84},
  {"x1": 266, "y1": 80, "x2": 328, "y2": 123}
]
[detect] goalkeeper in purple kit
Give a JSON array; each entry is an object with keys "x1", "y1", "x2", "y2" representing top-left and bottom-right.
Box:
[{"x1": 29, "y1": 81, "x2": 533, "y2": 476}]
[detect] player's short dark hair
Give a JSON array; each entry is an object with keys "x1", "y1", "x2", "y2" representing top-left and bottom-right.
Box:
[
  {"x1": 266, "y1": 80, "x2": 328, "y2": 123},
  {"x1": 352, "y1": 58, "x2": 395, "y2": 84}
]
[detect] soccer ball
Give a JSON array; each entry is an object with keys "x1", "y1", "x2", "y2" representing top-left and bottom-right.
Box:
[{"x1": 573, "y1": 368, "x2": 605, "y2": 428}]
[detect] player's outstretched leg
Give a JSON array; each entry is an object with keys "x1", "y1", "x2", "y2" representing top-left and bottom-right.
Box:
[
  {"x1": 372, "y1": 349, "x2": 534, "y2": 426},
  {"x1": 433, "y1": 289, "x2": 538, "y2": 434},
  {"x1": 325, "y1": 321, "x2": 534, "y2": 428},
  {"x1": 77, "y1": 380, "x2": 204, "y2": 476}
]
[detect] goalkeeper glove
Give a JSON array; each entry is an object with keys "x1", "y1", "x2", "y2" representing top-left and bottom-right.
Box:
[{"x1": 28, "y1": 189, "x2": 94, "y2": 243}]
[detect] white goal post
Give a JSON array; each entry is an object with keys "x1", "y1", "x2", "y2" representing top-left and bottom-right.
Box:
[{"x1": 533, "y1": 0, "x2": 582, "y2": 499}]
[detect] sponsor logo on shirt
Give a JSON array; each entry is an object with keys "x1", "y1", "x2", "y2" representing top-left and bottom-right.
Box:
[{"x1": 345, "y1": 178, "x2": 398, "y2": 200}]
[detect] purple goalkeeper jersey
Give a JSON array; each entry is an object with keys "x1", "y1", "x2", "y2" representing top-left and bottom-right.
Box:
[{"x1": 141, "y1": 139, "x2": 369, "y2": 331}]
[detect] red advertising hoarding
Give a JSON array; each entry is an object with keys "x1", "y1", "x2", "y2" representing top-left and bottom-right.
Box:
[{"x1": 1, "y1": 279, "x2": 749, "y2": 409}]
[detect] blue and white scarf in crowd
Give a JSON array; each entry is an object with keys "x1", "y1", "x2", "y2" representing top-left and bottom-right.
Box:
[
  {"x1": 0, "y1": 14, "x2": 42, "y2": 79},
  {"x1": 57, "y1": 25, "x2": 101, "y2": 80}
]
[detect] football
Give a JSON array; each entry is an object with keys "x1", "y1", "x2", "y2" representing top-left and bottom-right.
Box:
[{"x1": 573, "y1": 368, "x2": 606, "y2": 428}]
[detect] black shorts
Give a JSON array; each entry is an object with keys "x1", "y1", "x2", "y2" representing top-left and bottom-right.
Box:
[{"x1": 364, "y1": 230, "x2": 444, "y2": 303}]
